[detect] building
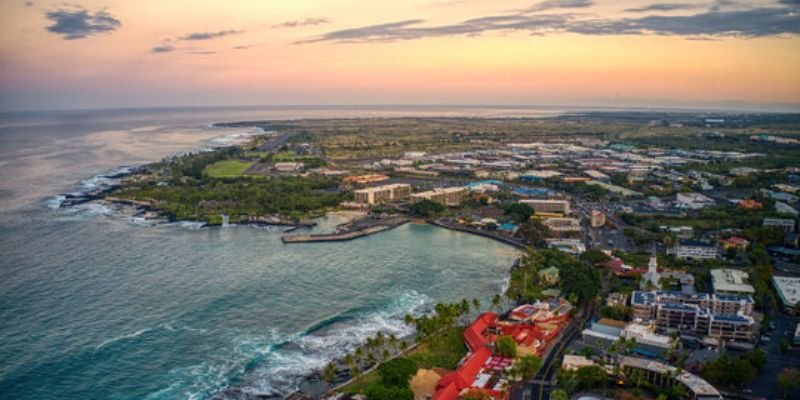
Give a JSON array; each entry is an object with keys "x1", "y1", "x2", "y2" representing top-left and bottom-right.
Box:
[
  {"x1": 352, "y1": 183, "x2": 411, "y2": 205},
  {"x1": 519, "y1": 199, "x2": 570, "y2": 214},
  {"x1": 590, "y1": 209, "x2": 606, "y2": 228},
  {"x1": 772, "y1": 276, "x2": 800, "y2": 313},
  {"x1": 764, "y1": 218, "x2": 797, "y2": 233},
  {"x1": 668, "y1": 239, "x2": 718, "y2": 260},
  {"x1": 717, "y1": 236, "x2": 749, "y2": 251},
  {"x1": 630, "y1": 291, "x2": 756, "y2": 342},
  {"x1": 274, "y1": 162, "x2": 304, "y2": 172},
  {"x1": 584, "y1": 169, "x2": 610, "y2": 181},
  {"x1": 640, "y1": 256, "x2": 661, "y2": 290},
  {"x1": 607, "y1": 292, "x2": 628, "y2": 307},
  {"x1": 619, "y1": 357, "x2": 722, "y2": 400},
  {"x1": 676, "y1": 192, "x2": 715, "y2": 210},
  {"x1": 542, "y1": 217, "x2": 581, "y2": 232},
  {"x1": 410, "y1": 187, "x2": 467, "y2": 206},
  {"x1": 546, "y1": 238, "x2": 586, "y2": 255},
  {"x1": 342, "y1": 174, "x2": 390, "y2": 185},
  {"x1": 738, "y1": 199, "x2": 763, "y2": 210},
  {"x1": 710, "y1": 269, "x2": 755, "y2": 295}
]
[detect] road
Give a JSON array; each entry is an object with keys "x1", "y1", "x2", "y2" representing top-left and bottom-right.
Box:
[
  {"x1": 747, "y1": 310, "x2": 800, "y2": 399},
  {"x1": 511, "y1": 303, "x2": 595, "y2": 400}
]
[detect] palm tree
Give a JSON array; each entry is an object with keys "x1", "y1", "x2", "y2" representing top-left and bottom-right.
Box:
[
  {"x1": 472, "y1": 298, "x2": 481, "y2": 314},
  {"x1": 322, "y1": 362, "x2": 337, "y2": 388},
  {"x1": 388, "y1": 333, "x2": 398, "y2": 349},
  {"x1": 382, "y1": 349, "x2": 391, "y2": 361},
  {"x1": 491, "y1": 293, "x2": 502, "y2": 311},
  {"x1": 403, "y1": 313, "x2": 415, "y2": 327}
]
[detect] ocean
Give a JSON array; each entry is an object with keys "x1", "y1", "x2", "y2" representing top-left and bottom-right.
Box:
[{"x1": 0, "y1": 106, "x2": 558, "y2": 400}]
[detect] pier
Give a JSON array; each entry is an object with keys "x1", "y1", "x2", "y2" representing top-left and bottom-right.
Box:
[{"x1": 281, "y1": 216, "x2": 409, "y2": 243}]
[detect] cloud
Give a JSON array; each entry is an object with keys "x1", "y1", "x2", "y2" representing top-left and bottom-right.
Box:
[
  {"x1": 273, "y1": 18, "x2": 330, "y2": 28},
  {"x1": 522, "y1": 0, "x2": 593, "y2": 13},
  {"x1": 624, "y1": 3, "x2": 701, "y2": 12},
  {"x1": 44, "y1": 6, "x2": 121, "y2": 40},
  {"x1": 569, "y1": 7, "x2": 800, "y2": 36},
  {"x1": 151, "y1": 44, "x2": 175, "y2": 53},
  {"x1": 300, "y1": 5, "x2": 800, "y2": 43},
  {"x1": 178, "y1": 30, "x2": 243, "y2": 41}
]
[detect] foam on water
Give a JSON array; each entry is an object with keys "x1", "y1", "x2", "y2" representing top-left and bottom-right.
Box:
[{"x1": 145, "y1": 291, "x2": 431, "y2": 400}]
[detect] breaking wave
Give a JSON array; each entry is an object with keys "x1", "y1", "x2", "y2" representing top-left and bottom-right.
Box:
[{"x1": 144, "y1": 290, "x2": 431, "y2": 400}]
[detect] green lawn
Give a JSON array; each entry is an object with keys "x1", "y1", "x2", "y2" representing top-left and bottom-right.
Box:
[
  {"x1": 340, "y1": 327, "x2": 466, "y2": 395},
  {"x1": 204, "y1": 160, "x2": 253, "y2": 178}
]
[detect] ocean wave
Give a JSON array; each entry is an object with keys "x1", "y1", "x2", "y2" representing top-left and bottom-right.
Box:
[
  {"x1": 147, "y1": 290, "x2": 431, "y2": 400},
  {"x1": 46, "y1": 195, "x2": 66, "y2": 209},
  {"x1": 95, "y1": 327, "x2": 154, "y2": 351}
]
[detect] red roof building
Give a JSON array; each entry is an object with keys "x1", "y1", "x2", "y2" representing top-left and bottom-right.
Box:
[{"x1": 432, "y1": 301, "x2": 572, "y2": 400}]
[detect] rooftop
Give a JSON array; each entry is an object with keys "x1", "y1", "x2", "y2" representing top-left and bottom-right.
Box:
[{"x1": 710, "y1": 269, "x2": 755, "y2": 294}]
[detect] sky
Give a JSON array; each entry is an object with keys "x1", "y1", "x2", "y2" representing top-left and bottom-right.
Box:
[{"x1": 0, "y1": 0, "x2": 798, "y2": 112}]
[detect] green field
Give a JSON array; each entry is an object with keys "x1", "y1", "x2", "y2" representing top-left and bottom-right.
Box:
[{"x1": 204, "y1": 160, "x2": 253, "y2": 178}]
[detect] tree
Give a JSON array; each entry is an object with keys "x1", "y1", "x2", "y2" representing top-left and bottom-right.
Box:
[
  {"x1": 496, "y1": 335, "x2": 517, "y2": 358},
  {"x1": 472, "y1": 298, "x2": 481, "y2": 314},
  {"x1": 503, "y1": 203, "x2": 534, "y2": 223},
  {"x1": 491, "y1": 293, "x2": 502, "y2": 311},
  {"x1": 378, "y1": 357, "x2": 417, "y2": 387},
  {"x1": 323, "y1": 362, "x2": 337, "y2": 386},
  {"x1": 777, "y1": 368, "x2": 800, "y2": 399},
  {"x1": 581, "y1": 248, "x2": 611, "y2": 265},
  {"x1": 550, "y1": 389, "x2": 568, "y2": 400},
  {"x1": 556, "y1": 368, "x2": 578, "y2": 394},
  {"x1": 512, "y1": 355, "x2": 542, "y2": 379},
  {"x1": 409, "y1": 199, "x2": 445, "y2": 218},
  {"x1": 575, "y1": 366, "x2": 608, "y2": 390}
]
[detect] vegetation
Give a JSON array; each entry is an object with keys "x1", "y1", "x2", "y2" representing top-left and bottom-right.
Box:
[
  {"x1": 496, "y1": 336, "x2": 517, "y2": 358},
  {"x1": 598, "y1": 304, "x2": 633, "y2": 321},
  {"x1": 116, "y1": 175, "x2": 345, "y2": 223},
  {"x1": 204, "y1": 160, "x2": 254, "y2": 178},
  {"x1": 700, "y1": 350, "x2": 766, "y2": 389},
  {"x1": 777, "y1": 368, "x2": 800, "y2": 399},
  {"x1": 507, "y1": 248, "x2": 600, "y2": 304},
  {"x1": 409, "y1": 199, "x2": 446, "y2": 218}
]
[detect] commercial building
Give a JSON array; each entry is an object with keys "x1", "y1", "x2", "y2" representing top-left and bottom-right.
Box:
[
  {"x1": 710, "y1": 269, "x2": 755, "y2": 295},
  {"x1": 410, "y1": 187, "x2": 467, "y2": 206},
  {"x1": 542, "y1": 217, "x2": 581, "y2": 232},
  {"x1": 590, "y1": 209, "x2": 606, "y2": 228},
  {"x1": 274, "y1": 162, "x2": 304, "y2": 172},
  {"x1": 519, "y1": 199, "x2": 570, "y2": 214},
  {"x1": 668, "y1": 240, "x2": 718, "y2": 261},
  {"x1": 772, "y1": 276, "x2": 800, "y2": 313},
  {"x1": 619, "y1": 357, "x2": 722, "y2": 400},
  {"x1": 352, "y1": 183, "x2": 411, "y2": 205},
  {"x1": 676, "y1": 192, "x2": 715, "y2": 210},
  {"x1": 764, "y1": 218, "x2": 797, "y2": 233},
  {"x1": 342, "y1": 174, "x2": 390, "y2": 185},
  {"x1": 631, "y1": 291, "x2": 756, "y2": 342}
]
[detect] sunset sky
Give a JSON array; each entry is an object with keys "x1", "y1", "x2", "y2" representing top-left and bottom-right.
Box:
[{"x1": 1, "y1": 0, "x2": 798, "y2": 112}]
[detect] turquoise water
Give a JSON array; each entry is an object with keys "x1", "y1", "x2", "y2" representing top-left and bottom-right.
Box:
[{"x1": 0, "y1": 107, "x2": 526, "y2": 400}]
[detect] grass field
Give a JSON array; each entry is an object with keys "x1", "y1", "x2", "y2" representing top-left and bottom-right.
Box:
[
  {"x1": 340, "y1": 327, "x2": 466, "y2": 394},
  {"x1": 204, "y1": 160, "x2": 253, "y2": 178}
]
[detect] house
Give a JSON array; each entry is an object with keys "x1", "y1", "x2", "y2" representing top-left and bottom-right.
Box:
[
  {"x1": 738, "y1": 199, "x2": 763, "y2": 210},
  {"x1": 718, "y1": 236, "x2": 749, "y2": 251}
]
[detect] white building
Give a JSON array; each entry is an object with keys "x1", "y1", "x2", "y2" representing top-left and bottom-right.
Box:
[
  {"x1": 676, "y1": 192, "x2": 715, "y2": 210},
  {"x1": 711, "y1": 269, "x2": 755, "y2": 295},
  {"x1": 772, "y1": 276, "x2": 800, "y2": 313},
  {"x1": 668, "y1": 240, "x2": 718, "y2": 260}
]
